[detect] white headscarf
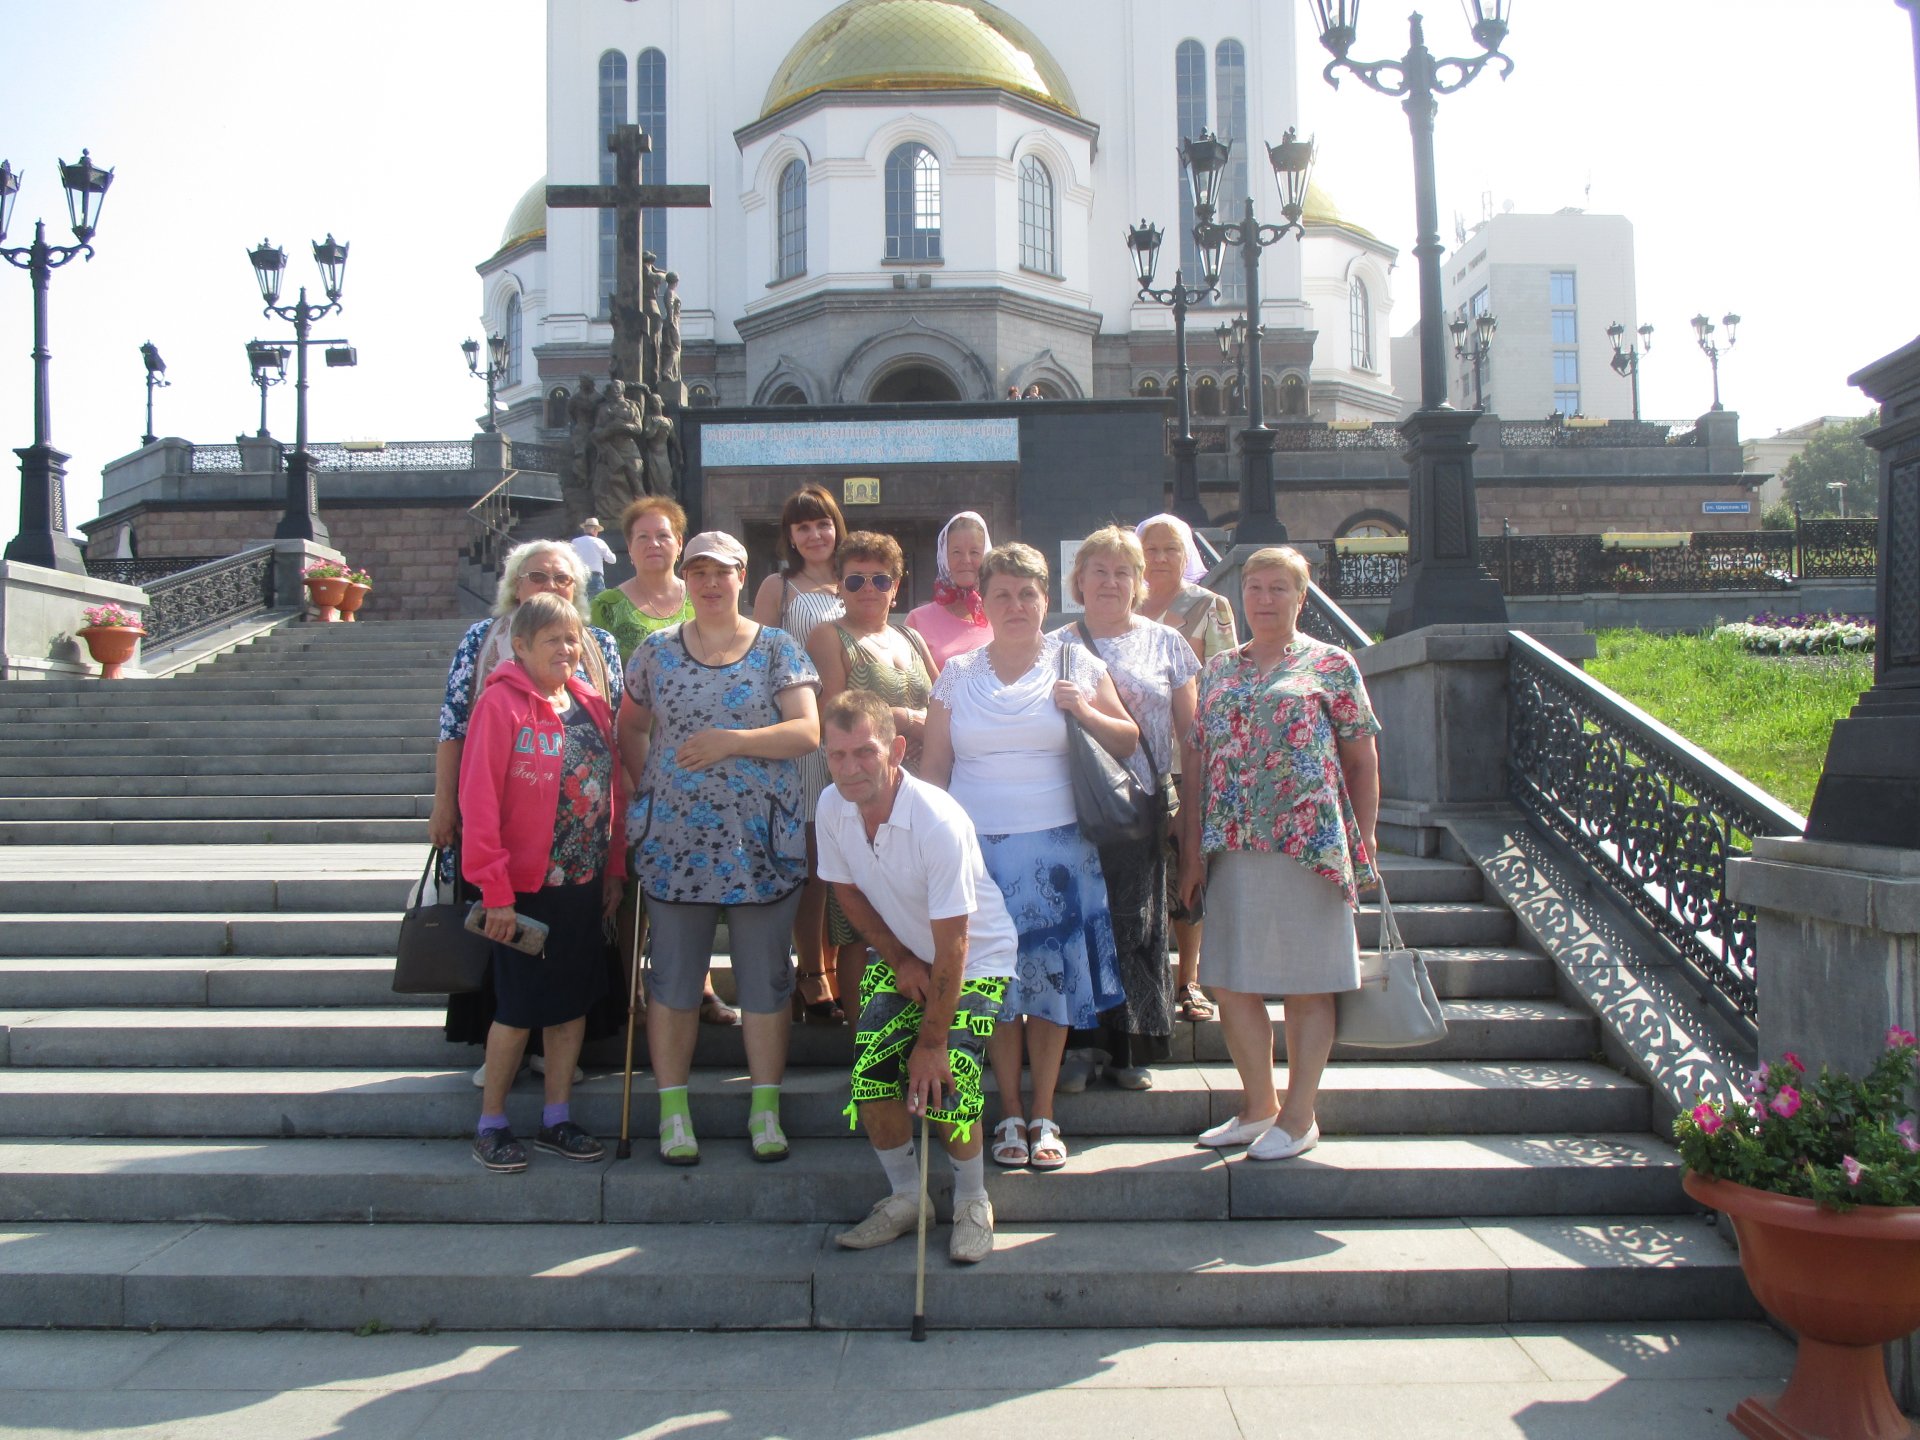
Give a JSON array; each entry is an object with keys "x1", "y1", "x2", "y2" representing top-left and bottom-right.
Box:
[
  {"x1": 1135, "y1": 513, "x2": 1206, "y2": 583},
  {"x1": 935, "y1": 511, "x2": 992, "y2": 583}
]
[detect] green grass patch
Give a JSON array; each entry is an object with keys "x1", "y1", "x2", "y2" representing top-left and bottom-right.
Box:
[{"x1": 1585, "y1": 628, "x2": 1872, "y2": 817}]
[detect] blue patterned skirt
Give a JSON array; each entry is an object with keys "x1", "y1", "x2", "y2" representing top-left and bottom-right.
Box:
[{"x1": 977, "y1": 822, "x2": 1124, "y2": 1029}]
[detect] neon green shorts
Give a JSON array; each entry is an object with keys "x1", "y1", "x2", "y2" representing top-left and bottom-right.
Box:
[{"x1": 843, "y1": 958, "x2": 1007, "y2": 1146}]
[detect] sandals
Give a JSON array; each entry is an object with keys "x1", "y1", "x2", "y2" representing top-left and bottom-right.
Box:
[
  {"x1": 658, "y1": 1112, "x2": 699, "y2": 1167},
  {"x1": 699, "y1": 993, "x2": 740, "y2": 1027},
  {"x1": 1177, "y1": 983, "x2": 1217, "y2": 1023},
  {"x1": 990, "y1": 1116, "x2": 1029, "y2": 1167},
  {"x1": 748, "y1": 1109, "x2": 790, "y2": 1164},
  {"x1": 1028, "y1": 1118, "x2": 1067, "y2": 1171}
]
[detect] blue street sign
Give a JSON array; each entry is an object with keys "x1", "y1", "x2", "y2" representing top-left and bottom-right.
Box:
[{"x1": 1702, "y1": 500, "x2": 1752, "y2": 514}]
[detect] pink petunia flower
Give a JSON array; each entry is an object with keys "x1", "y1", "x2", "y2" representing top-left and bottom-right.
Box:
[
  {"x1": 1770, "y1": 1086, "x2": 1801, "y2": 1119},
  {"x1": 1691, "y1": 1102, "x2": 1723, "y2": 1135},
  {"x1": 1888, "y1": 1026, "x2": 1918, "y2": 1049},
  {"x1": 1897, "y1": 1118, "x2": 1920, "y2": 1154},
  {"x1": 1844, "y1": 1155, "x2": 1864, "y2": 1186},
  {"x1": 1781, "y1": 1051, "x2": 1804, "y2": 1072}
]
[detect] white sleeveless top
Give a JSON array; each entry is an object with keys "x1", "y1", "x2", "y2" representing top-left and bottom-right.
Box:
[{"x1": 932, "y1": 632, "x2": 1107, "y2": 835}]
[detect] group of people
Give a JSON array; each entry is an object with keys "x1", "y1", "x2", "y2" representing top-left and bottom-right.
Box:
[{"x1": 435, "y1": 485, "x2": 1383, "y2": 1265}]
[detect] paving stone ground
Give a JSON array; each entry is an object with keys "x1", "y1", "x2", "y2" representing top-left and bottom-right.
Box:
[{"x1": 0, "y1": 1322, "x2": 1795, "y2": 1439}]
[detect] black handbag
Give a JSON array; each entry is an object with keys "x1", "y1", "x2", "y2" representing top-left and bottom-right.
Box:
[
  {"x1": 1060, "y1": 634, "x2": 1158, "y2": 848},
  {"x1": 392, "y1": 846, "x2": 493, "y2": 995}
]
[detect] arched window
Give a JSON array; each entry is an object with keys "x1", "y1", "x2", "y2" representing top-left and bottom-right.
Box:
[
  {"x1": 1194, "y1": 374, "x2": 1221, "y2": 417},
  {"x1": 1280, "y1": 373, "x2": 1307, "y2": 416},
  {"x1": 768, "y1": 384, "x2": 807, "y2": 406},
  {"x1": 545, "y1": 386, "x2": 570, "y2": 430},
  {"x1": 689, "y1": 383, "x2": 714, "y2": 408},
  {"x1": 1261, "y1": 374, "x2": 1278, "y2": 416},
  {"x1": 1350, "y1": 279, "x2": 1373, "y2": 369},
  {"x1": 1213, "y1": 39, "x2": 1250, "y2": 305},
  {"x1": 776, "y1": 159, "x2": 807, "y2": 281},
  {"x1": 1018, "y1": 155, "x2": 1055, "y2": 274},
  {"x1": 597, "y1": 50, "x2": 628, "y2": 317},
  {"x1": 636, "y1": 48, "x2": 668, "y2": 266},
  {"x1": 1175, "y1": 40, "x2": 1207, "y2": 288},
  {"x1": 1135, "y1": 376, "x2": 1161, "y2": 396},
  {"x1": 885, "y1": 144, "x2": 941, "y2": 260},
  {"x1": 503, "y1": 296, "x2": 522, "y2": 387}
]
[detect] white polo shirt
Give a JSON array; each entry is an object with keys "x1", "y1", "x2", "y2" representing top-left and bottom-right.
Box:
[{"x1": 815, "y1": 770, "x2": 1016, "y2": 980}]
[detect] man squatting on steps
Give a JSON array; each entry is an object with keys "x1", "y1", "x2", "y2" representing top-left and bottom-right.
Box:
[{"x1": 815, "y1": 690, "x2": 1015, "y2": 1265}]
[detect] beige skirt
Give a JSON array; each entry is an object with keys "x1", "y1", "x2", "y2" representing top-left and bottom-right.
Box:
[{"x1": 1198, "y1": 849, "x2": 1360, "y2": 997}]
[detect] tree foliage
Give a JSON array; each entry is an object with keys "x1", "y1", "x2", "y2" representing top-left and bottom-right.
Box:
[{"x1": 1779, "y1": 412, "x2": 1880, "y2": 517}]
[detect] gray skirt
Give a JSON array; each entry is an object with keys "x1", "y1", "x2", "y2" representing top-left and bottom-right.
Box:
[{"x1": 1198, "y1": 849, "x2": 1361, "y2": 997}]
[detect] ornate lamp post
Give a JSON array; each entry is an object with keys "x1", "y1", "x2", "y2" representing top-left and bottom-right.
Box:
[
  {"x1": 0, "y1": 150, "x2": 113, "y2": 574},
  {"x1": 249, "y1": 235, "x2": 351, "y2": 544},
  {"x1": 462, "y1": 333, "x2": 508, "y2": 433},
  {"x1": 1449, "y1": 309, "x2": 1497, "y2": 411},
  {"x1": 245, "y1": 341, "x2": 289, "y2": 440},
  {"x1": 139, "y1": 342, "x2": 168, "y2": 448},
  {"x1": 1183, "y1": 126, "x2": 1316, "y2": 544},
  {"x1": 1607, "y1": 321, "x2": 1654, "y2": 421},
  {"x1": 1216, "y1": 315, "x2": 1252, "y2": 414},
  {"x1": 1126, "y1": 220, "x2": 1217, "y2": 527},
  {"x1": 1692, "y1": 311, "x2": 1739, "y2": 412},
  {"x1": 1310, "y1": 2, "x2": 1512, "y2": 634}
]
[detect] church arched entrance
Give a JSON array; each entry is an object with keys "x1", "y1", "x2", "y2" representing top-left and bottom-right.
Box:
[{"x1": 867, "y1": 364, "x2": 960, "y2": 403}]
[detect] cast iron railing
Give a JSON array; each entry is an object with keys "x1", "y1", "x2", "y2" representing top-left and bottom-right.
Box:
[
  {"x1": 465, "y1": 470, "x2": 520, "y2": 581},
  {"x1": 139, "y1": 546, "x2": 278, "y2": 650},
  {"x1": 505, "y1": 441, "x2": 567, "y2": 475},
  {"x1": 1506, "y1": 629, "x2": 1803, "y2": 1034},
  {"x1": 85, "y1": 555, "x2": 220, "y2": 586},
  {"x1": 1299, "y1": 582, "x2": 1374, "y2": 649},
  {"x1": 190, "y1": 440, "x2": 475, "y2": 472},
  {"x1": 1797, "y1": 517, "x2": 1878, "y2": 579}
]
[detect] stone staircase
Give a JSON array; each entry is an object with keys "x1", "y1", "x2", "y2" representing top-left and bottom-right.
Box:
[{"x1": 0, "y1": 619, "x2": 1753, "y2": 1332}]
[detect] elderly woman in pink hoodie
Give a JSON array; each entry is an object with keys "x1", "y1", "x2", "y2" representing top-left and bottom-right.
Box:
[{"x1": 459, "y1": 590, "x2": 626, "y2": 1174}]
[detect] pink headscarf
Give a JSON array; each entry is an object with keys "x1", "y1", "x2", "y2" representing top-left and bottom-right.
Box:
[{"x1": 1135, "y1": 513, "x2": 1207, "y2": 583}]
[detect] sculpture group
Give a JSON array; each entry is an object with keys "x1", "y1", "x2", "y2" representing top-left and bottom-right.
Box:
[{"x1": 563, "y1": 254, "x2": 685, "y2": 531}]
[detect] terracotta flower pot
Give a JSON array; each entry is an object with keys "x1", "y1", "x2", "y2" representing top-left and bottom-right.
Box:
[
  {"x1": 338, "y1": 581, "x2": 370, "y2": 622},
  {"x1": 1685, "y1": 1171, "x2": 1920, "y2": 1440},
  {"x1": 304, "y1": 575, "x2": 349, "y2": 622},
  {"x1": 78, "y1": 624, "x2": 143, "y2": 680}
]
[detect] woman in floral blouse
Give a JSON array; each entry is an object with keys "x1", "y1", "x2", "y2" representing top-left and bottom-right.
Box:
[{"x1": 1178, "y1": 546, "x2": 1381, "y2": 1163}]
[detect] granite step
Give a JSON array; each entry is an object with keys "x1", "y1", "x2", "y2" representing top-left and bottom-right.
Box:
[
  {"x1": 0, "y1": 774, "x2": 428, "y2": 798},
  {"x1": 0, "y1": 1133, "x2": 1691, "y2": 1226},
  {"x1": 0, "y1": 1215, "x2": 1753, "y2": 1331},
  {"x1": 0, "y1": 876, "x2": 412, "y2": 914},
  {"x1": 0, "y1": 1062, "x2": 1653, "y2": 1139},
  {"x1": 0, "y1": 817, "x2": 430, "y2": 846},
  {"x1": 0, "y1": 733, "x2": 432, "y2": 759},
  {"x1": 0, "y1": 753, "x2": 433, "y2": 779},
  {"x1": 0, "y1": 795, "x2": 429, "y2": 823}
]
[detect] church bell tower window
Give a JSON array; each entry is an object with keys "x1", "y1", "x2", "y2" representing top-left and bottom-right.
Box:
[
  {"x1": 777, "y1": 159, "x2": 807, "y2": 281},
  {"x1": 885, "y1": 144, "x2": 942, "y2": 261}
]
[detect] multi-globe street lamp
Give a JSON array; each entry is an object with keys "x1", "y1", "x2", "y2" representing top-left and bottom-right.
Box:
[
  {"x1": 245, "y1": 340, "x2": 290, "y2": 440},
  {"x1": 1183, "y1": 126, "x2": 1316, "y2": 544},
  {"x1": 0, "y1": 149, "x2": 113, "y2": 574},
  {"x1": 1125, "y1": 221, "x2": 1217, "y2": 527},
  {"x1": 462, "y1": 333, "x2": 509, "y2": 434},
  {"x1": 249, "y1": 235, "x2": 353, "y2": 544},
  {"x1": 1692, "y1": 311, "x2": 1740, "y2": 412},
  {"x1": 139, "y1": 342, "x2": 169, "y2": 448},
  {"x1": 1309, "y1": 1, "x2": 1514, "y2": 634},
  {"x1": 1449, "y1": 309, "x2": 1496, "y2": 411},
  {"x1": 1606, "y1": 321, "x2": 1654, "y2": 422}
]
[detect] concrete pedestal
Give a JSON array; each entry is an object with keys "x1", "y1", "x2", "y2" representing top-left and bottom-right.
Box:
[{"x1": 0, "y1": 561, "x2": 148, "y2": 680}]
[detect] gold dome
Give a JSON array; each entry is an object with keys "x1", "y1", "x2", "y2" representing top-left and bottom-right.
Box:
[
  {"x1": 499, "y1": 178, "x2": 546, "y2": 252},
  {"x1": 1303, "y1": 180, "x2": 1377, "y2": 242},
  {"x1": 762, "y1": 0, "x2": 1079, "y2": 120}
]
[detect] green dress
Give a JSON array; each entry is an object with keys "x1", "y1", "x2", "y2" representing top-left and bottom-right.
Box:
[{"x1": 591, "y1": 584, "x2": 694, "y2": 664}]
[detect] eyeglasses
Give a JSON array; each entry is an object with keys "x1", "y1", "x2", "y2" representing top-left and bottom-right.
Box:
[
  {"x1": 841, "y1": 573, "x2": 895, "y2": 593},
  {"x1": 521, "y1": 569, "x2": 576, "y2": 589}
]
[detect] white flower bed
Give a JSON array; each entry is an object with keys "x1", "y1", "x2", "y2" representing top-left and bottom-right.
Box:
[{"x1": 1715, "y1": 616, "x2": 1877, "y2": 654}]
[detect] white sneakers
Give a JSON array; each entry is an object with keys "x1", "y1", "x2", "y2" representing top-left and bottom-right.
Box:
[{"x1": 833, "y1": 1191, "x2": 995, "y2": 1264}]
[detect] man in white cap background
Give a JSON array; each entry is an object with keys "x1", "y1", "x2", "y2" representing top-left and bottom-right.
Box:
[{"x1": 572, "y1": 517, "x2": 617, "y2": 599}]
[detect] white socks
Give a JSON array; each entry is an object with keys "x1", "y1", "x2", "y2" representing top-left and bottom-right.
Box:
[
  {"x1": 950, "y1": 1150, "x2": 987, "y2": 1204},
  {"x1": 875, "y1": 1140, "x2": 919, "y2": 1197}
]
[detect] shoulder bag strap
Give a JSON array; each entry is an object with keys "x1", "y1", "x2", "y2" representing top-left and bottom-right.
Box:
[
  {"x1": 581, "y1": 625, "x2": 612, "y2": 704},
  {"x1": 468, "y1": 616, "x2": 509, "y2": 718},
  {"x1": 894, "y1": 618, "x2": 937, "y2": 681},
  {"x1": 1074, "y1": 621, "x2": 1155, "y2": 776},
  {"x1": 1375, "y1": 876, "x2": 1405, "y2": 953}
]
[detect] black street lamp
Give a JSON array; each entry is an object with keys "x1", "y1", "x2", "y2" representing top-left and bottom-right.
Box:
[
  {"x1": 1607, "y1": 321, "x2": 1654, "y2": 422},
  {"x1": 1311, "y1": 2, "x2": 1512, "y2": 635},
  {"x1": 250, "y1": 234, "x2": 352, "y2": 544},
  {"x1": 245, "y1": 340, "x2": 290, "y2": 440},
  {"x1": 1184, "y1": 126, "x2": 1316, "y2": 544},
  {"x1": 1448, "y1": 308, "x2": 1496, "y2": 411},
  {"x1": 1127, "y1": 220, "x2": 1217, "y2": 527},
  {"x1": 1692, "y1": 311, "x2": 1739, "y2": 412},
  {"x1": 139, "y1": 342, "x2": 168, "y2": 448},
  {"x1": 462, "y1": 332, "x2": 508, "y2": 433},
  {"x1": 0, "y1": 149, "x2": 113, "y2": 574},
  {"x1": 1216, "y1": 315, "x2": 1253, "y2": 415}
]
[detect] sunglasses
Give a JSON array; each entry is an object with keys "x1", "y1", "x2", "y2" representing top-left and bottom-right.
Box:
[
  {"x1": 841, "y1": 573, "x2": 895, "y2": 593},
  {"x1": 521, "y1": 569, "x2": 576, "y2": 589}
]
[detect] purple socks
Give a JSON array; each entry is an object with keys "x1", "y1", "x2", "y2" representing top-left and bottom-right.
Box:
[
  {"x1": 477, "y1": 1112, "x2": 509, "y2": 1137},
  {"x1": 542, "y1": 1101, "x2": 570, "y2": 1129}
]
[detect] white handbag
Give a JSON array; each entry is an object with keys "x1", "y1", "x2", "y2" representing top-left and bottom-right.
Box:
[{"x1": 1335, "y1": 881, "x2": 1449, "y2": 1048}]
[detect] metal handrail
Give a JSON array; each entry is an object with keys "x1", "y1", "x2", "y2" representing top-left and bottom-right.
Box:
[
  {"x1": 465, "y1": 468, "x2": 521, "y2": 579},
  {"x1": 140, "y1": 546, "x2": 278, "y2": 650},
  {"x1": 1506, "y1": 628, "x2": 1803, "y2": 1036}
]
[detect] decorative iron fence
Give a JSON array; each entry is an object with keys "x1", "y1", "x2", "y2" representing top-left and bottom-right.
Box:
[
  {"x1": 1497, "y1": 420, "x2": 1695, "y2": 449},
  {"x1": 85, "y1": 556, "x2": 221, "y2": 586},
  {"x1": 1506, "y1": 630, "x2": 1802, "y2": 1033},
  {"x1": 506, "y1": 441, "x2": 568, "y2": 475},
  {"x1": 1797, "y1": 517, "x2": 1878, "y2": 579},
  {"x1": 1270, "y1": 423, "x2": 1404, "y2": 451},
  {"x1": 190, "y1": 440, "x2": 477, "y2": 473},
  {"x1": 140, "y1": 547, "x2": 277, "y2": 649}
]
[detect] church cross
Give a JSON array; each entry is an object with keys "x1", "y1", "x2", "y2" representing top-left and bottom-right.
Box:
[{"x1": 548, "y1": 125, "x2": 710, "y2": 387}]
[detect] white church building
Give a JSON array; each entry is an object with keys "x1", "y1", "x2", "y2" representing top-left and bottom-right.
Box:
[{"x1": 479, "y1": 0, "x2": 1399, "y2": 436}]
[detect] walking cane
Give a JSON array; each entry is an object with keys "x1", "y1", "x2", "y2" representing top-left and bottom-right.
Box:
[
  {"x1": 615, "y1": 891, "x2": 645, "y2": 1160},
  {"x1": 911, "y1": 1103, "x2": 930, "y2": 1342}
]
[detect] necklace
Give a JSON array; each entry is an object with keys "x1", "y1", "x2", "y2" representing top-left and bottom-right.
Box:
[
  {"x1": 687, "y1": 616, "x2": 747, "y2": 665},
  {"x1": 628, "y1": 576, "x2": 685, "y2": 618}
]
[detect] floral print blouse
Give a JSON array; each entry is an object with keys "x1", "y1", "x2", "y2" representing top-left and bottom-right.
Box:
[
  {"x1": 548, "y1": 700, "x2": 614, "y2": 886},
  {"x1": 1189, "y1": 636, "x2": 1382, "y2": 907},
  {"x1": 623, "y1": 623, "x2": 820, "y2": 906},
  {"x1": 438, "y1": 616, "x2": 623, "y2": 743}
]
